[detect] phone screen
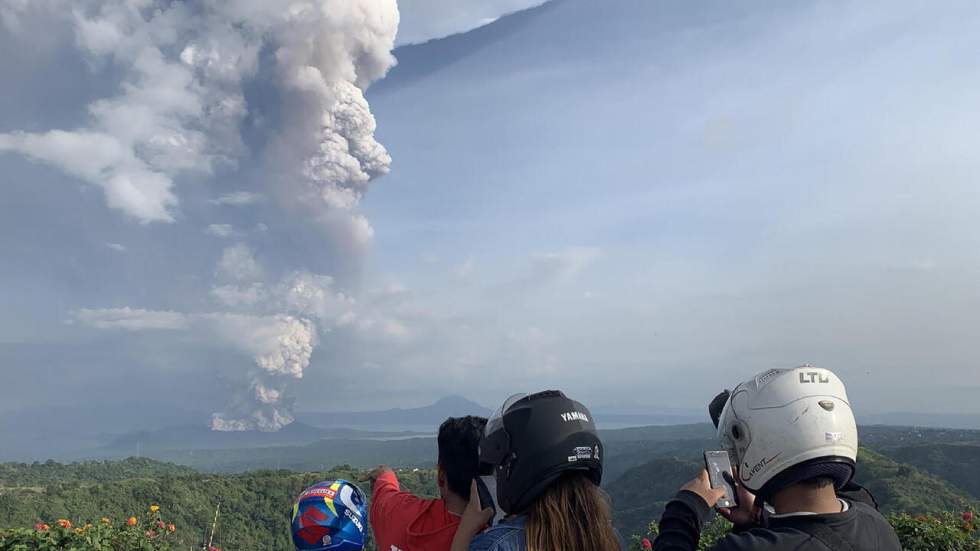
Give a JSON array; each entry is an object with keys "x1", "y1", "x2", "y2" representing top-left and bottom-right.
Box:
[{"x1": 704, "y1": 450, "x2": 738, "y2": 508}]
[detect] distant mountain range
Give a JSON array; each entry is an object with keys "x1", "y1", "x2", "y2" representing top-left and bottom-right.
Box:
[{"x1": 296, "y1": 395, "x2": 492, "y2": 429}]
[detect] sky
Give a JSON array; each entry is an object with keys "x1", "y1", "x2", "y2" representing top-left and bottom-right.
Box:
[{"x1": 2, "y1": 0, "x2": 980, "y2": 437}]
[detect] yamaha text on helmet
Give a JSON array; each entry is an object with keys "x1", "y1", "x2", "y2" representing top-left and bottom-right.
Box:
[
  {"x1": 479, "y1": 390, "x2": 603, "y2": 513},
  {"x1": 709, "y1": 366, "x2": 858, "y2": 501},
  {"x1": 291, "y1": 480, "x2": 368, "y2": 551}
]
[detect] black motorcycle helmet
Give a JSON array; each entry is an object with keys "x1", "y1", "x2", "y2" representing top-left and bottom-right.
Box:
[{"x1": 478, "y1": 390, "x2": 603, "y2": 514}]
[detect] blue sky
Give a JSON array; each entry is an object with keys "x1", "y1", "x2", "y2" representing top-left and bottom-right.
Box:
[{"x1": 2, "y1": 0, "x2": 980, "y2": 434}]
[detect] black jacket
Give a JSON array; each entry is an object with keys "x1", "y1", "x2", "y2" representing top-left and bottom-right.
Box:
[{"x1": 652, "y1": 490, "x2": 902, "y2": 551}]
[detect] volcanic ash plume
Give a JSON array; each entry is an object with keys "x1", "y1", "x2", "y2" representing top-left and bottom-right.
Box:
[
  {"x1": 5, "y1": 0, "x2": 400, "y2": 431},
  {"x1": 209, "y1": 315, "x2": 317, "y2": 432}
]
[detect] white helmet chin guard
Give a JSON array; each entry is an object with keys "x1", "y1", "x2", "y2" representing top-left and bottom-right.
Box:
[{"x1": 710, "y1": 366, "x2": 858, "y2": 500}]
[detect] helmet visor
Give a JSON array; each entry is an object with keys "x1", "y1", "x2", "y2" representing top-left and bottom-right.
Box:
[
  {"x1": 484, "y1": 393, "x2": 528, "y2": 437},
  {"x1": 708, "y1": 389, "x2": 731, "y2": 428},
  {"x1": 479, "y1": 393, "x2": 528, "y2": 474}
]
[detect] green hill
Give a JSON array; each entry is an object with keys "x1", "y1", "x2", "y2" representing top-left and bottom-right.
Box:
[
  {"x1": 2, "y1": 444, "x2": 978, "y2": 550},
  {"x1": 606, "y1": 457, "x2": 700, "y2": 538},
  {"x1": 879, "y1": 444, "x2": 980, "y2": 500},
  {"x1": 855, "y1": 447, "x2": 977, "y2": 513}
]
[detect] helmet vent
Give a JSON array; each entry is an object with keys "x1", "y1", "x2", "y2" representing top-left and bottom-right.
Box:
[
  {"x1": 731, "y1": 424, "x2": 743, "y2": 440},
  {"x1": 819, "y1": 400, "x2": 835, "y2": 411}
]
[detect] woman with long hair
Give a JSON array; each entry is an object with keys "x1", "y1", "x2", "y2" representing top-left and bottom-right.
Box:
[{"x1": 452, "y1": 390, "x2": 621, "y2": 551}]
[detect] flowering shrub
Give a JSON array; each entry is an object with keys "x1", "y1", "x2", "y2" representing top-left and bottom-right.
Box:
[
  {"x1": 0, "y1": 505, "x2": 179, "y2": 551},
  {"x1": 629, "y1": 516, "x2": 731, "y2": 550},
  {"x1": 887, "y1": 511, "x2": 980, "y2": 551}
]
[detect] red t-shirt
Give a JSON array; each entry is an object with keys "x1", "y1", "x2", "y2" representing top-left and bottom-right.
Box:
[{"x1": 370, "y1": 470, "x2": 460, "y2": 551}]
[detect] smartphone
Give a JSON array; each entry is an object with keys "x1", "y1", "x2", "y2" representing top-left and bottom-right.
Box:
[
  {"x1": 703, "y1": 450, "x2": 738, "y2": 508},
  {"x1": 475, "y1": 476, "x2": 497, "y2": 523}
]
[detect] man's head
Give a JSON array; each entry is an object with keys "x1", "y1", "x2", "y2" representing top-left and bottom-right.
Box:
[
  {"x1": 436, "y1": 415, "x2": 487, "y2": 500},
  {"x1": 710, "y1": 365, "x2": 858, "y2": 501}
]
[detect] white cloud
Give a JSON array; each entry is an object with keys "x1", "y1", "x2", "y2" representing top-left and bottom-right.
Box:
[
  {"x1": 71, "y1": 307, "x2": 189, "y2": 330},
  {"x1": 216, "y1": 244, "x2": 264, "y2": 283},
  {"x1": 205, "y1": 223, "x2": 236, "y2": 238},
  {"x1": 211, "y1": 283, "x2": 266, "y2": 308},
  {"x1": 210, "y1": 191, "x2": 263, "y2": 206},
  {"x1": 105, "y1": 243, "x2": 127, "y2": 252},
  {"x1": 0, "y1": 131, "x2": 177, "y2": 223}
]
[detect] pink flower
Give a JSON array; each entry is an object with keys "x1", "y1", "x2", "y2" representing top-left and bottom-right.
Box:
[
  {"x1": 965, "y1": 511, "x2": 975, "y2": 522},
  {"x1": 642, "y1": 537, "x2": 652, "y2": 549},
  {"x1": 34, "y1": 523, "x2": 50, "y2": 532},
  {"x1": 146, "y1": 529, "x2": 157, "y2": 538}
]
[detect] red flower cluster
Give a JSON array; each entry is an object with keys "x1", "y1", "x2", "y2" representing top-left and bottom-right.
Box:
[
  {"x1": 964, "y1": 511, "x2": 975, "y2": 522},
  {"x1": 33, "y1": 523, "x2": 50, "y2": 532},
  {"x1": 641, "y1": 537, "x2": 653, "y2": 549}
]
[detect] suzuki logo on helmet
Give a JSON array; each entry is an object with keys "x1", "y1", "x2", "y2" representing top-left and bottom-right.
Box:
[{"x1": 799, "y1": 371, "x2": 830, "y2": 384}]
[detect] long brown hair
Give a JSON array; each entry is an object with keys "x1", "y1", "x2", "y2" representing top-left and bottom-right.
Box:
[{"x1": 526, "y1": 472, "x2": 620, "y2": 551}]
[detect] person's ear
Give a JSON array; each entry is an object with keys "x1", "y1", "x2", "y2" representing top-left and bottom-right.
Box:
[{"x1": 437, "y1": 466, "x2": 447, "y2": 489}]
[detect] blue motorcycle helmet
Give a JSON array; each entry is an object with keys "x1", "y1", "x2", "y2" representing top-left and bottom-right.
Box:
[{"x1": 291, "y1": 480, "x2": 368, "y2": 551}]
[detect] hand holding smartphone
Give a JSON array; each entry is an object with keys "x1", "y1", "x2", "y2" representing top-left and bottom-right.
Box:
[{"x1": 703, "y1": 450, "x2": 739, "y2": 509}]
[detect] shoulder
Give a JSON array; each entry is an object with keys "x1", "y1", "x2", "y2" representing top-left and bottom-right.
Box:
[
  {"x1": 469, "y1": 517, "x2": 526, "y2": 551},
  {"x1": 711, "y1": 527, "x2": 797, "y2": 550},
  {"x1": 847, "y1": 501, "x2": 902, "y2": 541},
  {"x1": 848, "y1": 500, "x2": 892, "y2": 525}
]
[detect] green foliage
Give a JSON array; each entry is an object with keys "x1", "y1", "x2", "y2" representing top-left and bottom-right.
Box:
[
  {"x1": 0, "y1": 459, "x2": 196, "y2": 488},
  {"x1": 0, "y1": 459, "x2": 437, "y2": 551},
  {"x1": 4, "y1": 440, "x2": 980, "y2": 551},
  {"x1": 627, "y1": 516, "x2": 732, "y2": 550},
  {"x1": 855, "y1": 448, "x2": 976, "y2": 514},
  {"x1": 885, "y1": 511, "x2": 979, "y2": 551},
  {"x1": 885, "y1": 444, "x2": 980, "y2": 500},
  {"x1": 0, "y1": 507, "x2": 179, "y2": 551}
]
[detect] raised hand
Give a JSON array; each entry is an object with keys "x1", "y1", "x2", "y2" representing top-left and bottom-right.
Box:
[
  {"x1": 717, "y1": 469, "x2": 760, "y2": 529},
  {"x1": 451, "y1": 479, "x2": 494, "y2": 551},
  {"x1": 681, "y1": 469, "x2": 728, "y2": 508}
]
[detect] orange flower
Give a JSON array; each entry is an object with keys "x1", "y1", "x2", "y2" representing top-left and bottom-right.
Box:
[
  {"x1": 150, "y1": 504, "x2": 160, "y2": 513},
  {"x1": 57, "y1": 519, "x2": 72, "y2": 529},
  {"x1": 34, "y1": 523, "x2": 49, "y2": 532},
  {"x1": 127, "y1": 516, "x2": 138, "y2": 526},
  {"x1": 167, "y1": 523, "x2": 176, "y2": 533}
]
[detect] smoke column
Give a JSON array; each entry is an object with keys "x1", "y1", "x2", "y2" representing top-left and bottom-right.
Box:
[{"x1": 3, "y1": 0, "x2": 399, "y2": 431}]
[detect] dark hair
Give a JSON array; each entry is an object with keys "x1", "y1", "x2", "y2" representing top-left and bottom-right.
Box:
[
  {"x1": 437, "y1": 415, "x2": 487, "y2": 499},
  {"x1": 800, "y1": 476, "x2": 836, "y2": 490}
]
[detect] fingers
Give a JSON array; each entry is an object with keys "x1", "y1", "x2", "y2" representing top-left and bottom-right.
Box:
[
  {"x1": 468, "y1": 479, "x2": 481, "y2": 506},
  {"x1": 698, "y1": 469, "x2": 712, "y2": 485}
]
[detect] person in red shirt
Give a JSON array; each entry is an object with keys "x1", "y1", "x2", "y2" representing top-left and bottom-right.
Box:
[{"x1": 368, "y1": 415, "x2": 488, "y2": 551}]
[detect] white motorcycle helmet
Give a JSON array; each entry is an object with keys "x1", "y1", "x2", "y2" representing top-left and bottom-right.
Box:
[{"x1": 708, "y1": 365, "x2": 858, "y2": 500}]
